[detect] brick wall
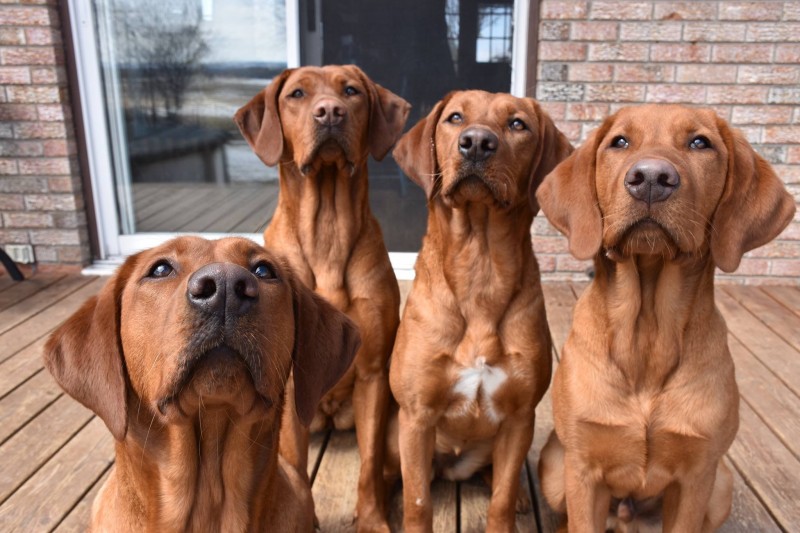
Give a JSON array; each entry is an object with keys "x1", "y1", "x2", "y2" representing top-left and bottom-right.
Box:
[
  {"x1": 0, "y1": 0, "x2": 90, "y2": 266},
  {"x1": 534, "y1": 0, "x2": 800, "y2": 284}
]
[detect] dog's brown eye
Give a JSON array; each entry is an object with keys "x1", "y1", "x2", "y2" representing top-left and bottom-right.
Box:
[
  {"x1": 148, "y1": 261, "x2": 174, "y2": 278},
  {"x1": 344, "y1": 86, "x2": 359, "y2": 96},
  {"x1": 447, "y1": 113, "x2": 463, "y2": 125},
  {"x1": 289, "y1": 88, "x2": 304, "y2": 98},
  {"x1": 690, "y1": 136, "x2": 711, "y2": 150},
  {"x1": 509, "y1": 118, "x2": 526, "y2": 131},
  {"x1": 252, "y1": 262, "x2": 276, "y2": 280},
  {"x1": 611, "y1": 136, "x2": 629, "y2": 149}
]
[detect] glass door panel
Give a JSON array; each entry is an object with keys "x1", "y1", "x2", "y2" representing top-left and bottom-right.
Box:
[
  {"x1": 93, "y1": 0, "x2": 288, "y2": 235},
  {"x1": 301, "y1": 0, "x2": 516, "y2": 251}
]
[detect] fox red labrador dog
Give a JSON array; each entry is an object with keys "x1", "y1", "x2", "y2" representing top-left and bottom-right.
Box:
[
  {"x1": 235, "y1": 65, "x2": 409, "y2": 530},
  {"x1": 389, "y1": 90, "x2": 572, "y2": 531},
  {"x1": 536, "y1": 105, "x2": 796, "y2": 532},
  {"x1": 44, "y1": 237, "x2": 360, "y2": 532}
]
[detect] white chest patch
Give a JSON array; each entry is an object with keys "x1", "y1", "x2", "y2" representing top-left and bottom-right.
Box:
[{"x1": 452, "y1": 357, "x2": 508, "y2": 423}]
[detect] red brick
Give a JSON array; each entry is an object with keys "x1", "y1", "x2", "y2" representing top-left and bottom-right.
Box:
[
  {"x1": 30, "y1": 229, "x2": 81, "y2": 246},
  {"x1": 6, "y1": 85, "x2": 61, "y2": 103},
  {"x1": 776, "y1": 44, "x2": 800, "y2": 63},
  {"x1": 24, "y1": 193, "x2": 80, "y2": 211},
  {"x1": 620, "y1": 22, "x2": 682, "y2": 41},
  {"x1": 585, "y1": 84, "x2": 646, "y2": 102},
  {"x1": 707, "y1": 105, "x2": 732, "y2": 121},
  {"x1": 712, "y1": 43, "x2": 774, "y2": 63},
  {"x1": 566, "y1": 103, "x2": 610, "y2": 121},
  {"x1": 0, "y1": 176, "x2": 47, "y2": 192},
  {"x1": 645, "y1": 84, "x2": 706, "y2": 104},
  {"x1": 683, "y1": 23, "x2": 747, "y2": 42},
  {"x1": 769, "y1": 87, "x2": 800, "y2": 105},
  {"x1": 0, "y1": 7, "x2": 54, "y2": 26},
  {"x1": 47, "y1": 176, "x2": 81, "y2": 193},
  {"x1": 676, "y1": 65, "x2": 737, "y2": 84},
  {"x1": 653, "y1": 2, "x2": 717, "y2": 21},
  {"x1": 738, "y1": 65, "x2": 799, "y2": 85},
  {"x1": 536, "y1": 254, "x2": 556, "y2": 273},
  {"x1": 0, "y1": 67, "x2": 30, "y2": 84},
  {"x1": 0, "y1": 140, "x2": 43, "y2": 157},
  {"x1": 540, "y1": 21, "x2": 570, "y2": 41},
  {"x1": 0, "y1": 193, "x2": 23, "y2": 210},
  {"x1": 56, "y1": 244, "x2": 91, "y2": 264},
  {"x1": 0, "y1": 47, "x2": 57, "y2": 66},
  {"x1": 31, "y1": 66, "x2": 66, "y2": 84},
  {"x1": 0, "y1": 104, "x2": 36, "y2": 121},
  {"x1": 770, "y1": 259, "x2": 800, "y2": 276},
  {"x1": 37, "y1": 103, "x2": 69, "y2": 121},
  {"x1": 32, "y1": 245, "x2": 57, "y2": 262},
  {"x1": 787, "y1": 147, "x2": 800, "y2": 164},
  {"x1": 13, "y1": 121, "x2": 66, "y2": 139},
  {"x1": 764, "y1": 126, "x2": 800, "y2": 144},
  {"x1": 539, "y1": 42, "x2": 587, "y2": 61},
  {"x1": 532, "y1": 236, "x2": 570, "y2": 254},
  {"x1": 42, "y1": 139, "x2": 74, "y2": 156},
  {"x1": 772, "y1": 165, "x2": 800, "y2": 183},
  {"x1": 538, "y1": 102, "x2": 566, "y2": 120},
  {"x1": 747, "y1": 23, "x2": 800, "y2": 42},
  {"x1": 731, "y1": 106, "x2": 793, "y2": 125},
  {"x1": 588, "y1": 43, "x2": 648, "y2": 62},
  {"x1": 719, "y1": 2, "x2": 782, "y2": 21},
  {"x1": 568, "y1": 63, "x2": 613, "y2": 82},
  {"x1": 0, "y1": 159, "x2": 18, "y2": 175},
  {"x1": 780, "y1": 221, "x2": 800, "y2": 239},
  {"x1": 0, "y1": 28, "x2": 25, "y2": 45},
  {"x1": 556, "y1": 254, "x2": 592, "y2": 272},
  {"x1": 727, "y1": 258, "x2": 771, "y2": 276},
  {"x1": 651, "y1": 43, "x2": 710, "y2": 62},
  {"x1": 737, "y1": 126, "x2": 763, "y2": 144},
  {"x1": 590, "y1": 1, "x2": 651, "y2": 20},
  {"x1": 615, "y1": 64, "x2": 674, "y2": 83},
  {"x1": 18, "y1": 157, "x2": 71, "y2": 175},
  {"x1": 533, "y1": 216, "x2": 562, "y2": 236},
  {"x1": 750, "y1": 240, "x2": 800, "y2": 258},
  {"x1": 3, "y1": 212, "x2": 53, "y2": 228},
  {"x1": 706, "y1": 86, "x2": 769, "y2": 104},
  {"x1": 785, "y1": 2, "x2": 800, "y2": 21},
  {"x1": 24, "y1": 27, "x2": 61, "y2": 45},
  {"x1": 570, "y1": 21, "x2": 618, "y2": 41},
  {"x1": 0, "y1": 229, "x2": 29, "y2": 244},
  {"x1": 540, "y1": 1, "x2": 588, "y2": 20},
  {"x1": 555, "y1": 121, "x2": 582, "y2": 141}
]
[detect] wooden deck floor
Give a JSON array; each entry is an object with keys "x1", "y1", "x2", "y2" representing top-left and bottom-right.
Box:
[{"x1": 0, "y1": 270, "x2": 798, "y2": 531}]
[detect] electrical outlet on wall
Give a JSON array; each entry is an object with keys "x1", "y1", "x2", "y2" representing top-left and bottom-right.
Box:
[{"x1": 5, "y1": 245, "x2": 35, "y2": 264}]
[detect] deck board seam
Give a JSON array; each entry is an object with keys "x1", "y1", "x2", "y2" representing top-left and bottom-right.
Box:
[{"x1": 725, "y1": 453, "x2": 787, "y2": 533}]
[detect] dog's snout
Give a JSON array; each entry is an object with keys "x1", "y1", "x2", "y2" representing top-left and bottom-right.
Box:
[
  {"x1": 458, "y1": 127, "x2": 498, "y2": 162},
  {"x1": 313, "y1": 98, "x2": 346, "y2": 127},
  {"x1": 624, "y1": 158, "x2": 680, "y2": 205},
  {"x1": 187, "y1": 263, "x2": 259, "y2": 317}
]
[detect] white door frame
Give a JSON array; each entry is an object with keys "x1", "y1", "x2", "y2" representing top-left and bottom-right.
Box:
[{"x1": 70, "y1": 0, "x2": 528, "y2": 280}]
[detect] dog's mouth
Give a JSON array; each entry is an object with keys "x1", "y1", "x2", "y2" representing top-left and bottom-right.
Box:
[
  {"x1": 299, "y1": 134, "x2": 356, "y2": 175},
  {"x1": 442, "y1": 171, "x2": 511, "y2": 209},
  {"x1": 157, "y1": 343, "x2": 276, "y2": 417},
  {"x1": 605, "y1": 216, "x2": 683, "y2": 261}
]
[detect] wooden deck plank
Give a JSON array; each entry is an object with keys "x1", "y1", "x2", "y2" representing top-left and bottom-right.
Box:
[
  {"x1": 541, "y1": 283, "x2": 577, "y2": 358},
  {"x1": 724, "y1": 285, "x2": 800, "y2": 353},
  {"x1": 457, "y1": 469, "x2": 538, "y2": 533},
  {"x1": 729, "y1": 335, "x2": 800, "y2": 460},
  {"x1": 0, "y1": 274, "x2": 94, "y2": 337},
  {"x1": 0, "y1": 277, "x2": 104, "y2": 364},
  {"x1": 721, "y1": 458, "x2": 781, "y2": 532},
  {"x1": 715, "y1": 289, "x2": 800, "y2": 398},
  {"x1": 137, "y1": 188, "x2": 227, "y2": 231},
  {"x1": 0, "y1": 275, "x2": 18, "y2": 293},
  {"x1": 727, "y1": 401, "x2": 800, "y2": 530},
  {"x1": 528, "y1": 363, "x2": 561, "y2": 533},
  {"x1": 0, "y1": 395, "x2": 93, "y2": 503},
  {"x1": 229, "y1": 188, "x2": 279, "y2": 233},
  {"x1": 311, "y1": 430, "x2": 360, "y2": 532},
  {"x1": 134, "y1": 185, "x2": 214, "y2": 224},
  {"x1": 204, "y1": 187, "x2": 275, "y2": 234},
  {"x1": 0, "y1": 337, "x2": 47, "y2": 399},
  {"x1": 0, "y1": 370, "x2": 61, "y2": 444},
  {"x1": 0, "y1": 417, "x2": 114, "y2": 531},
  {"x1": 53, "y1": 467, "x2": 112, "y2": 533},
  {"x1": 0, "y1": 272, "x2": 65, "y2": 312},
  {"x1": 387, "y1": 480, "x2": 458, "y2": 532},
  {"x1": 179, "y1": 187, "x2": 253, "y2": 232},
  {"x1": 760, "y1": 285, "x2": 800, "y2": 318}
]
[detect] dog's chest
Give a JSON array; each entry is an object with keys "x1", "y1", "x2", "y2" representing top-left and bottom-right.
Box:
[{"x1": 441, "y1": 356, "x2": 510, "y2": 434}]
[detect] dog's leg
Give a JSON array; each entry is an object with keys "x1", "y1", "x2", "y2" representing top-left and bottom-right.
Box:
[
  {"x1": 661, "y1": 464, "x2": 717, "y2": 533},
  {"x1": 279, "y1": 376, "x2": 310, "y2": 481},
  {"x1": 563, "y1": 451, "x2": 610, "y2": 533},
  {"x1": 486, "y1": 418, "x2": 534, "y2": 532},
  {"x1": 398, "y1": 406, "x2": 436, "y2": 533},
  {"x1": 539, "y1": 430, "x2": 567, "y2": 513},
  {"x1": 703, "y1": 459, "x2": 733, "y2": 532}
]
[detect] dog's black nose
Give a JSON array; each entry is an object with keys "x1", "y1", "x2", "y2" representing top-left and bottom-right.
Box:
[
  {"x1": 187, "y1": 263, "x2": 259, "y2": 317},
  {"x1": 624, "y1": 158, "x2": 680, "y2": 205},
  {"x1": 458, "y1": 127, "x2": 498, "y2": 162},
  {"x1": 313, "y1": 98, "x2": 346, "y2": 127}
]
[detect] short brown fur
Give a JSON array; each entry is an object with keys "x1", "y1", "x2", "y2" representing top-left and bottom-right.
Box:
[
  {"x1": 43, "y1": 237, "x2": 360, "y2": 532},
  {"x1": 389, "y1": 90, "x2": 572, "y2": 532},
  {"x1": 235, "y1": 65, "x2": 410, "y2": 531},
  {"x1": 536, "y1": 105, "x2": 795, "y2": 532}
]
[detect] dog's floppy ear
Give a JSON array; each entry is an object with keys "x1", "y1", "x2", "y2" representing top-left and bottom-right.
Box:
[
  {"x1": 711, "y1": 120, "x2": 795, "y2": 272},
  {"x1": 234, "y1": 69, "x2": 294, "y2": 166},
  {"x1": 392, "y1": 94, "x2": 452, "y2": 199},
  {"x1": 528, "y1": 99, "x2": 574, "y2": 214},
  {"x1": 347, "y1": 65, "x2": 411, "y2": 161},
  {"x1": 43, "y1": 256, "x2": 139, "y2": 441},
  {"x1": 536, "y1": 118, "x2": 612, "y2": 260},
  {"x1": 290, "y1": 279, "x2": 361, "y2": 427}
]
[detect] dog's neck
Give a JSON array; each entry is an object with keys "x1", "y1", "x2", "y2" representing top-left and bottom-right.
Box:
[
  {"x1": 113, "y1": 404, "x2": 282, "y2": 531},
  {"x1": 591, "y1": 251, "x2": 718, "y2": 389},
  {"x1": 424, "y1": 200, "x2": 537, "y2": 317}
]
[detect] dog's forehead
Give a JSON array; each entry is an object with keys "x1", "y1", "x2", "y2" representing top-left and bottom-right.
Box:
[
  {"x1": 137, "y1": 237, "x2": 271, "y2": 269},
  {"x1": 444, "y1": 91, "x2": 532, "y2": 122},
  {"x1": 611, "y1": 105, "x2": 719, "y2": 141},
  {"x1": 284, "y1": 66, "x2": 362, "y2": 91}
]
